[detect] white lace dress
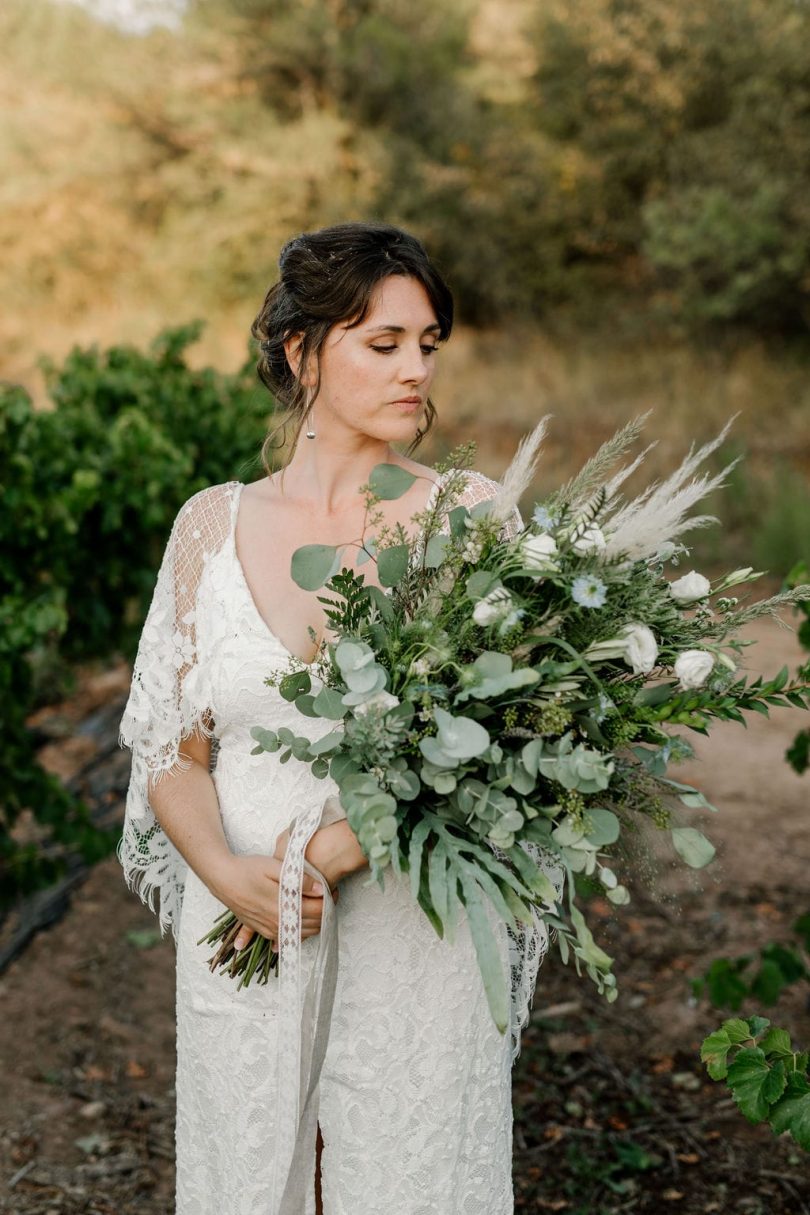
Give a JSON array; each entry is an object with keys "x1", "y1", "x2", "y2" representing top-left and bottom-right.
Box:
[{"x1": 117, "y1": 469, "x2": 562, "y2": 1215}]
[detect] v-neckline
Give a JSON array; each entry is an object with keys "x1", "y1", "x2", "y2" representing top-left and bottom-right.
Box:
[{"x1": 230, "y1": 471, "x2": 448, "y2": 667}]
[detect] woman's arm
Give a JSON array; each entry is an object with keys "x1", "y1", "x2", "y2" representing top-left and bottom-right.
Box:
[
  {"x1": 146, "y1": 725, "x2": 236, "y2": 905},
  {"x1": 148, "y1": 725, "x2": 326, "y2": 943}
]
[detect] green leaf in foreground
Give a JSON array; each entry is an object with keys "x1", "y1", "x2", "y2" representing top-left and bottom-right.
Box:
[
  {"x1": 769, "y1": 1072, "x2": 810, "y2": 1151},
  {"x1": 725, "y1": 1047, "x2": 773, "y2": 1122},
  {"x1": 700, "y1": 1017, "x2": 755, "y2": 1080},
  {"x1": 671, "y1": 826, "x2": 716, "y2": 868}
]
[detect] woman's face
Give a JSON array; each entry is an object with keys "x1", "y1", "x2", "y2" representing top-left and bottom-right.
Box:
[{"x1": 291, "y1": 273, "x2": 442, "y2": 443}]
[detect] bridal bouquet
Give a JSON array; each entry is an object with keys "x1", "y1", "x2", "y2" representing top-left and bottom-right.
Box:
[{"x1": 203, "y1": 414, "x2": 810, "y2": 1030}]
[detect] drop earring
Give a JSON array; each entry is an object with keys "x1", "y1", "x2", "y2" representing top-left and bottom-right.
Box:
[{"x1": 305, "y1": 389, "x2": 315, "y2": 439}]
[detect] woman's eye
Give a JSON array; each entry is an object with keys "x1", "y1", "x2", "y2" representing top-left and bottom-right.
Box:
[{"x1": 370, "y1": 345, "x2": 439, "y2": 355}]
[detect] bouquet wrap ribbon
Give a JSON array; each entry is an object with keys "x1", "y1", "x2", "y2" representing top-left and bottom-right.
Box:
[{"x1": 272, "y1": 794, "x2": 346, "y2": 1214}]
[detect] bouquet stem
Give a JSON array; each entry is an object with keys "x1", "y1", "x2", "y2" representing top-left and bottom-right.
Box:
[{"x1": 196, "y1": 909, "x2": 279, "y2": 988}]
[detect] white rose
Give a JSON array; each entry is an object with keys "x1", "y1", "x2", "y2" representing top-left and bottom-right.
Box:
[
  {"x1": 473, "y1": 588, "x2": 513, "y2": 626},
  {"x1": 620, "y1": 622, "x2": 659, "y2": 674},
  {"x1": 674, "y1": 649, "x2": 715, "y2": 689},
  {"x1": 520, "y1": 532, "x2": 559, "y2": 573},
  {"x1": 669, "y1": 570, "x2": 711, "y2": 603},
  {"x1": 354, "y1": 690, "x2": 401, "y2": 717},
  {"x1": 572, "y1": 524, "x2": 606, "y2": 555}
]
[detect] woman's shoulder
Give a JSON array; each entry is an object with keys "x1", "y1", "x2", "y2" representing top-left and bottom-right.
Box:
[
  {"x1": 170, "y1": 480, "x2": 242, "y2": 548},
  {"x1": 444, "y1": 466, "x2": 505, "y2": 500}
]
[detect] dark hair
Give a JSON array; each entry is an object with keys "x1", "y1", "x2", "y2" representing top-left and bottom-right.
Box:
[{"x1": 251, "y1": 220, "x2": 454, "y2": 474}]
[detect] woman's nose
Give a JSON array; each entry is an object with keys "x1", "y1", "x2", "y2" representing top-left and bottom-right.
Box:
[{"x1": 398, "y1": 348, "x2": 430, "y2": 383}]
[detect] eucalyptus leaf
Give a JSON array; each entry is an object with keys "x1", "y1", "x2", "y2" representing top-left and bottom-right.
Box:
[
  {"x1": 307, "y1": 729, "x2": 345, "y2": 757},
  {"x1": 424, "y1": 533, "x2": 451, "y2": 568},
  {"x1": 312, "y1": 686, "x2": 349, "y2": 720},
  {"x1": 369, "y1": 463, "x2": 418, "y2": 499},
  {"x1": 290, "y1": 543, "x2": 342, "y2": 591},
  {"x1": 671, "y1": 826, "x2": 716, "y2": 868},
  {"x1": 465, "y1": 570, "x2": 501, "y2": 600},
  {"x1": 606, "y1": 884, "x2": 630, "y2": 905},
  {"x1": 583, "y1": 807, "x2": 620, "y2": 847},
  {"x1": 569, "y1": 905, "x2": 613, "y2": 972},
  {"x1": 377, "y1": 544, "x2": 410, "y2": 587}
]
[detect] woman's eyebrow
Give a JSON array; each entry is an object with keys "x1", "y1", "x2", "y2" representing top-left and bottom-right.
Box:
[{"x1": 366, "y1": 323, "x2": 442, "y2": 334}]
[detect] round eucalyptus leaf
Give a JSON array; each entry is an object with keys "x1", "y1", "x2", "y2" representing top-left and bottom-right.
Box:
[
  {"x1": 368, "y1": 463, "x2": 418, "y2": 500},
  {"x1": 465, "y1": 570, "x2": 500, "y2": 601},
  {"x1": 583, "y1": 807, "x2": 620, "y2": 847},
  {"x1": 424, "y1": 533, "x2": 451, "y2": 568},
  {"x1": 291, "y1": 543, "x2": 341, "y2": 591},
  {"x1": 279, "y1": 669, "x2": 312, "y2": 702},
  {"x1": 312, "y1": 686, "x2": 348, "y2": 720},
  {"x1": 672, "y1": 826, "x2": 716, "y2": 868},
  {"x1": 606, "y1": 884, "x2": 630, "y2": 905},
  {"x1": 377, "y1": 544, "x2": 410, "y2": 587}
]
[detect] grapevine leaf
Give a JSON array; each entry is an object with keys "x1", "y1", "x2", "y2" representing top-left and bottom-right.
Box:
[
  {"x1": 701, "y1": 1018, "x2": 755, "y2": 1080},
  {"x1": 726, "y1": 1047, "x2": 772, "y2": 1122},
  {"x1": 759, "y1": 1028, "x2": 793, "y2": 1058},
  {"x1": 769, "y1": 1072, "x2": 810, "y2": 1151},
  {"x1": 747, "y1": 1014, "x2": 772, "y2": 1038},
  {"x1": 762, "y1": 1059, "x2": 787, "y2": 1105}
]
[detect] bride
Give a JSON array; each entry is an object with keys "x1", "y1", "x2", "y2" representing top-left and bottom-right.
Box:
[{"x1": 118, "y1": 220, "x2": 553, "y2": 1214}]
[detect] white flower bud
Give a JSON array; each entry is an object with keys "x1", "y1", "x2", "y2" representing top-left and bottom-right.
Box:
[
  {"x1": 620, "y1": 622, "x2": 659, "y2": 674},
  {"x1": 674, "y1": 649, "x2": 715, "y2": 689},
  {"x1": 472, "y1": 587, "x2": 514, "y2": 626},
  {"x1": 571, "y1": 523, "x2": 606, "y2": 555},
  {"x1": 669, "y1": 570, "x2": 711, "y2": 603},
  {"x1": 354, "y1": 690, "x2": 400, "y2": 717},
  {"x1": 519, "y1": 532, "x2": 559, "y2": 573}
]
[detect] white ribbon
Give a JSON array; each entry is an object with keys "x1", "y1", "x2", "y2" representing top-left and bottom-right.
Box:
[{"x1": 272, "y1": 796, "x2": 345, "y2": 1213}]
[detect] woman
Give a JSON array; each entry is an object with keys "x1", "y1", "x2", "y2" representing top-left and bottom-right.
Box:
[{"x1": 118, "y1": 221, "x2": 546, "y2": 1214}]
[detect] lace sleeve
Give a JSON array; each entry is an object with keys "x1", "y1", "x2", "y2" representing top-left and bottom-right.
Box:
[
  {"x1": 450, "y1": 468, "x2": 566, "y2": 1061},
  {"x1": 448, "y1": 467, "x2": 524, "y2": 541},
  {"x1": 116, "y1": 482, "x2": 236, "y2": 941}
]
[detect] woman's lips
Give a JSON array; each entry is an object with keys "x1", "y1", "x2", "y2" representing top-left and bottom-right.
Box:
[{"x1": 391, "y1": 398, "x2": 422, "y2": 412}]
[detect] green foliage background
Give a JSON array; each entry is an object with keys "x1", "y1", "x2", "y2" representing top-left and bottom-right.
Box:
[
  {"x1": 3, "y1": 0, "x2": 809, "y2": 907},
  {"x1": 0, "y1": 325, "x2": 271, "y2": 904}
]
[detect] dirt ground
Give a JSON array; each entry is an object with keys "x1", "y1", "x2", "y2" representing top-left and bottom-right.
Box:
[{"x1": 1, "y1": 610, "x2": 808, "y2": 1214}]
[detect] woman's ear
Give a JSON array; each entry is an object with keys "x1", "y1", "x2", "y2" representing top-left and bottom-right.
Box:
[{"x1": 283, "y1": 333, "x2": 316, "y2": 386}]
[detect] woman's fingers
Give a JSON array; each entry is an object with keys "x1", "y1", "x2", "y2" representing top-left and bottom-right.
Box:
[
  {"x1": 229, "y1": 878, "x2": 334, "y2": 955},
  {"x1": 233, "y1": 924, "x2": 255, "y2": 951}
]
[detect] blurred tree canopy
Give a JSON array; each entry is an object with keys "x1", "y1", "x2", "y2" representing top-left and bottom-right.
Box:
[
  {"x1": 3, "y1": 0, "x2": 810, "y2": 350},
  {"x1": 208, "y1": 0, "x2": 810, "y2": 329},
  {"x1": 528, "y1": 0, "x2": 810, "y2": 328}
]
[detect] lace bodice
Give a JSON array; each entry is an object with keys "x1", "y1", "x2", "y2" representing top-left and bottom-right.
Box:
[{"x1": 117, "y1": 467, "x2": 561, "y2": 1063}]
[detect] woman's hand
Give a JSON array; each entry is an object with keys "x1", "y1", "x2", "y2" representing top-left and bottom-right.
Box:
[
  {"x1": 305, "y1": 820, "x2": 369, "y2": 890},
  {"x1": 224, "y1": 851, "x2": 326, "y2": 952}
]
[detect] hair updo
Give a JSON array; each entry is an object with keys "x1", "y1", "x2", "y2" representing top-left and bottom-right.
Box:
[{"x1": 251, "y1": 220, "x2": 454, "y2": 473}]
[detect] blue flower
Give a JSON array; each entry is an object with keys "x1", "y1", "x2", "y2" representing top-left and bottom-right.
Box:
[
  {"x1": 531, "y1": 504, "x2": 558, "y2": 531},
  {"x1": 571, "y1": 575, "x2": 607, "y2": 608}
]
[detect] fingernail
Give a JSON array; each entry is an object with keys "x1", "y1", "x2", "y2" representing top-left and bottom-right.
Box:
[{"x1": 312, "y1": 881, "x2": 324, "y2": 895}]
